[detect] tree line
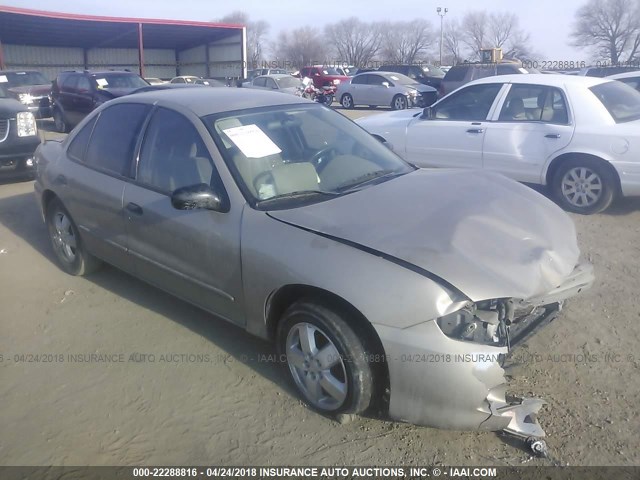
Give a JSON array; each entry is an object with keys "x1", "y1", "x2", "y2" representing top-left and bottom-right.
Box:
[{"x1": 219, "y1": 0, "x2": 640, "y2": 70}]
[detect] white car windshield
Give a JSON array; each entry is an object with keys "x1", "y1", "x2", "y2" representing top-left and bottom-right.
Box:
[
  {"x1": 205, "y1": 104, "x2": 413, "y2": 208},
  {"x1": 387, "y1": 73, "x2": 421, "y2": 86}
]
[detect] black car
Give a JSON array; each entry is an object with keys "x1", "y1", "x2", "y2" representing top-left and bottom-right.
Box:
[
  {"x1": 440, "y1": 62, "x2": 538, "y2": 96},
  {"x1": 51, "y1": 70, "x2": 149, "y2": 133},
  {"x1": 0, "y1": 69, "x2": 52, "y2": 118},
  {"x1": 0, "y1": 85, "x2": 41, "y2": 179},
  {"x1": 379, "y1": 64, "x2": 446, "y2": 91}
]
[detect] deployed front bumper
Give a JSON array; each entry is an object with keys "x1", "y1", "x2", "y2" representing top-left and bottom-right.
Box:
[{"x1": 373, "y1": 260, "x2": 594, "y2": 436}]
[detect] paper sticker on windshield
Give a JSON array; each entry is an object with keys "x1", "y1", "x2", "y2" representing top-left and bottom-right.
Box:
[
  {"x1": 96, "y1": 78, "x2": 109, "y2": 87},
  {"x1": 0, "y1": 76, "x2": 7, "y2": 83},
  {"x1": 222, "y1": 124, "x2": 282, "y2": 158}
]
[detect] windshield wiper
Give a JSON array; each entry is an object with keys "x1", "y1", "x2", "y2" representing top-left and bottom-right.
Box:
[
  {"x1": 256, "y1": 190, "x2": 340, "y2": 207},
  {"x1": 336, "y1": 170, "x2": 401, "y2": 193}
]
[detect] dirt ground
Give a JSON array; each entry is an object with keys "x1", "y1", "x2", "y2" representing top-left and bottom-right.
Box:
[{"x1": 0, "y1": 115, "x2": 639, "y2": 467}]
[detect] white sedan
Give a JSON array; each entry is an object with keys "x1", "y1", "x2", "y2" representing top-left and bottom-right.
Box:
[{"x1": 357, "y1": 74, "x2": 640, "y2": 214}]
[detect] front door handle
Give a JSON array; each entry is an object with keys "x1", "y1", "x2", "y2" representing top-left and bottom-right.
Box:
[
  {"x1": 467, "y1": 128, "x2": 484, "y2": 134},
  {"x1": 545, "y1": 133, "x2": 561, "y2": 139},
  {"x1": 126, "y1": 202, "x2": 143, "y2": 216}
]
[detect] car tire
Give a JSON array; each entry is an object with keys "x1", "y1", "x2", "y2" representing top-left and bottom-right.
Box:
[
  {"x1": 53, "y1": 108, "x2": 69, "y2": 133},
  {"x1": 277, "y1": 299, "x2": 373, "y2": 415},
  {"x1": 341, "y1": 94, "x2": 354, "y2": 109},
  {"x1": 552, "y1": 157, "x2": 616, "y2": 215},
  {"x1": 392, "y1": 95, "x2": 408, "y2": 110},
  {"x1": 46, "y1": 198, "x2": 102, "y2": 275}
]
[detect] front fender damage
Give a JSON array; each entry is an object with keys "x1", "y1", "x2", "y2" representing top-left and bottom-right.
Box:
[{"x1": 372, "y1": 319, "x2": 548, "y2": 442}]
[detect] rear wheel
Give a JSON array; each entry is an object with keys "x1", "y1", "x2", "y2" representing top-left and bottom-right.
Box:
[
  {"x1": 392, "y1": 95, "x2": 408, "y2": 110},
  {"x1": 53, "y1": 108, "x2": 68, "y2": 133},
  {"x1": 552, "y1": 157, "x2": 616, "y2": 214},
  {"x1": 46, "y1": 198, "x2": 102, "y2": 275},
  {"x1": 277, "y1": 300, "x2": 373, "y2": 415},
  {"x1": 341, "y1": 94, "x2": 354, "y2": 109}
]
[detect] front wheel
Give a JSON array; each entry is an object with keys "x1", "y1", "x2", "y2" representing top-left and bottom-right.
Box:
[
  {"x1": 277, "y1": 300, "x2": 373, "y2": 414},
  {"x1": 341, "y1": 94, "x2": 354, "y2": 109},
  {"x1": 552, "y1": 158, "x2": 616, "y2": 214},
  {"x1": 323, "y1": 94, "x2": 334, "y2": 106},
  {"x1": 392, "y1": 95, "x2": 408, "y2": 110},
  {"x1": 46, "y1": 198, "x2": 102, "y2": 275}
]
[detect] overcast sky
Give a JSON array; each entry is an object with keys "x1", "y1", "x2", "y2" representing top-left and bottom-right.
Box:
[{"x1": 5, "y1": 0, "x2": 589, "y2": 61}]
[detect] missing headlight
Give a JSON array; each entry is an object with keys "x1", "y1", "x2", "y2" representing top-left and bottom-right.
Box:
[{"x1": 436, "y1": 300, "x2": 511, "y2": 347}]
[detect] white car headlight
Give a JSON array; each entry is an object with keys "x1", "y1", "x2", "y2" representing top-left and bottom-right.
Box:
[
  {"x1": 17, "y1": 112, "x2": 37, "y2": 137},
  {"x1": 332, "y1": 79, "x2": 341, "y2": 85},
  {"x1": 18, "y1": 93, "x2": 34, "y2": 105}
]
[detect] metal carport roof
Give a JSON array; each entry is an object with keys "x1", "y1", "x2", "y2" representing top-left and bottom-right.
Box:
[{"x1": 0, "y1": 6, "x2": 244, "y2": 50}]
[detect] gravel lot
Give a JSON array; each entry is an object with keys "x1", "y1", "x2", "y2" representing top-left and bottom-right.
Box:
[{"x1": 0, "y1": 113, "x2": 639, "y2": 466}]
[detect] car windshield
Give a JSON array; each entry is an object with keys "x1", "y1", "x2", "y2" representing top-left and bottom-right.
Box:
[
  {"x1": 322, "y1": 68, "x2": 340, "y2": 75},
  {"x1": 423, "y1": 65, "x2": 445, "y2": 78},
  {"x1": 387, "y1": 73, "x2": 420, "y2": 86},
  {"x1": 275, "y1": 76, "x2": 300, "y2": 88},
  {"x1": 204, "y1": 104, "x2": 413, "y2": 209},
  {"x1": 591, "y1": 80, "x2": 640, "y2": 123},
  {"x1": 5, "y1": 71, "x2": 49, "y2": 86},
  {"x1": 92, "y1": 74, "x2": 149, "y2": 90}
]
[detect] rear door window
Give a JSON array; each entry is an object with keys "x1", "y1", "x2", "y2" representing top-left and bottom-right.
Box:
[
  {"x1": 84, "y1": 103, "x2": 150, "y2": 176},
  {"x1": 443, "y1": 66, "x2": 468, "y2": 81}
]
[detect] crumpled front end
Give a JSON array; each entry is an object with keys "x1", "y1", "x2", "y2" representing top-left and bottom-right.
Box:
[{"x1": 373, "y1": 260, "x2": 594, "y2": 437}]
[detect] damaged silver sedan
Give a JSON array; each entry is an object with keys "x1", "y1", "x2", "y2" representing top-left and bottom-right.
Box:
[{"x1": 33, "y1": 88, "x2": 594, "y2": 440}]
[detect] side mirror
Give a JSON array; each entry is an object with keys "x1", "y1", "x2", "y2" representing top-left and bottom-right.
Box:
[
  {"x1": 421, "y1": 106, "x2": 433, "y2": 120},
  {"x1": 381, "y1": 81, "x2": 390, "y2": 88},
  {"x1": 171, "y1": 183, "x2": 229, "y2": 212},
  {"x1": 373, "y1": 135, "x2": 394, "y2": 151}
]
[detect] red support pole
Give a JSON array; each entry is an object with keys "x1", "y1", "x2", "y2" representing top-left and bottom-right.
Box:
[{"x1": 138, "y1": 23, "x2": 145, "y2": 78}]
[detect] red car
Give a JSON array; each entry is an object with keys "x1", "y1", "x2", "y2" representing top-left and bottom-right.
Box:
[{"x1": 299, "y1": 66, "x2": 350, "y2": 89}]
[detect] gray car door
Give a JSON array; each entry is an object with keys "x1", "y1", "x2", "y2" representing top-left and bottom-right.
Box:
[
  {"x1": 59, "y1": 103, "x2": 149, "y2": 270},
  {"x1": 123, "y1": 106, "x2": 244, "y2": 324}
]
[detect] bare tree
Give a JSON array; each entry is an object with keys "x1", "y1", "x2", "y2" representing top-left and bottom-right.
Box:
[
  {"x1": 460, "y1": 10, "x2": 534, "y2": 61},
  {"x1": 571, "y1": 0, "x2": 640, "y2": 64},
  {"x1": 443, "y1": 19, "x2": 464, "y2": 65},
  {"x1": 273, "y1": 27, "x2": 327, "y2": 69},
  {"x1": 461, "y1": 11, "x2": 488, "y2": 59},
  {"x1": 218, "y1": 11, "x2": 270, "y2": 67},
  {"x1": 381, "y1": 20, "x2": 435, "y2": 64},
  {"x1": 325, "y1": 18, "x2": 383, "y2": 67}
]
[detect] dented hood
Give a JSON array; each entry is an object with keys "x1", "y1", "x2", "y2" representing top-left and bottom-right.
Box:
[{"x1": 269, "y1": 169, "x2": 580, "y2": 301}]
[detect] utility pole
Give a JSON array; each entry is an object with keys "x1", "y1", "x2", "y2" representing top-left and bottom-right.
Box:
[{"x1": 437, "y1": 7, "x2": 448, "y2": 66}]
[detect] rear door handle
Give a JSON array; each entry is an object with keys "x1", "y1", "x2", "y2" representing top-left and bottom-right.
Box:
[
  {"x1": 545, "y1": 133, "x2": 561, "y2": 139},
  {"x1": 126, "y1": 202, "x2": 143, "y2": 216},
  {"x1": 467, "y1": 128, "x2": 484, "y2": 134}
]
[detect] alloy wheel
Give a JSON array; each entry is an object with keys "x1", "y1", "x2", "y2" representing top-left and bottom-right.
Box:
[
  {"x1": 285, "y1": 322, "x2": 348, "y2": 410},
  {"x1": 561, "y1": 167, "x2": 603, "y2": 208}
]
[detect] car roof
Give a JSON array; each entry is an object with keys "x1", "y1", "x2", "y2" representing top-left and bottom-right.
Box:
[
  {"x1": 120, "y1": 86, "x2": 309, "y2": 116},
  {"x1": 255, "y1": 74, "x2": 294, "y2": 80},
  {"x1": 469, "y1": 73, "x2": 610, "y2": 88},
  {"x1": 608, "y1": 70, "x2": 640, "y2": 80}
]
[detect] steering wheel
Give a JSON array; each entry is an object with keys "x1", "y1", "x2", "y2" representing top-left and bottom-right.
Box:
[{"x1": 310, "y1": 147, "x2": 338, "y2": 171}]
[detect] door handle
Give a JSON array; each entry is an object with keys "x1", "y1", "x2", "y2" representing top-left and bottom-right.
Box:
[
  {"x1": 126, "y1": 202, "x2": 143, "y2": 216},
  {"x1": 545, "y1": 133, "x2": 561, "y2": 139},
  {"x1": 467, "y1": 128, "x2": 484, "y2": 134}
]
